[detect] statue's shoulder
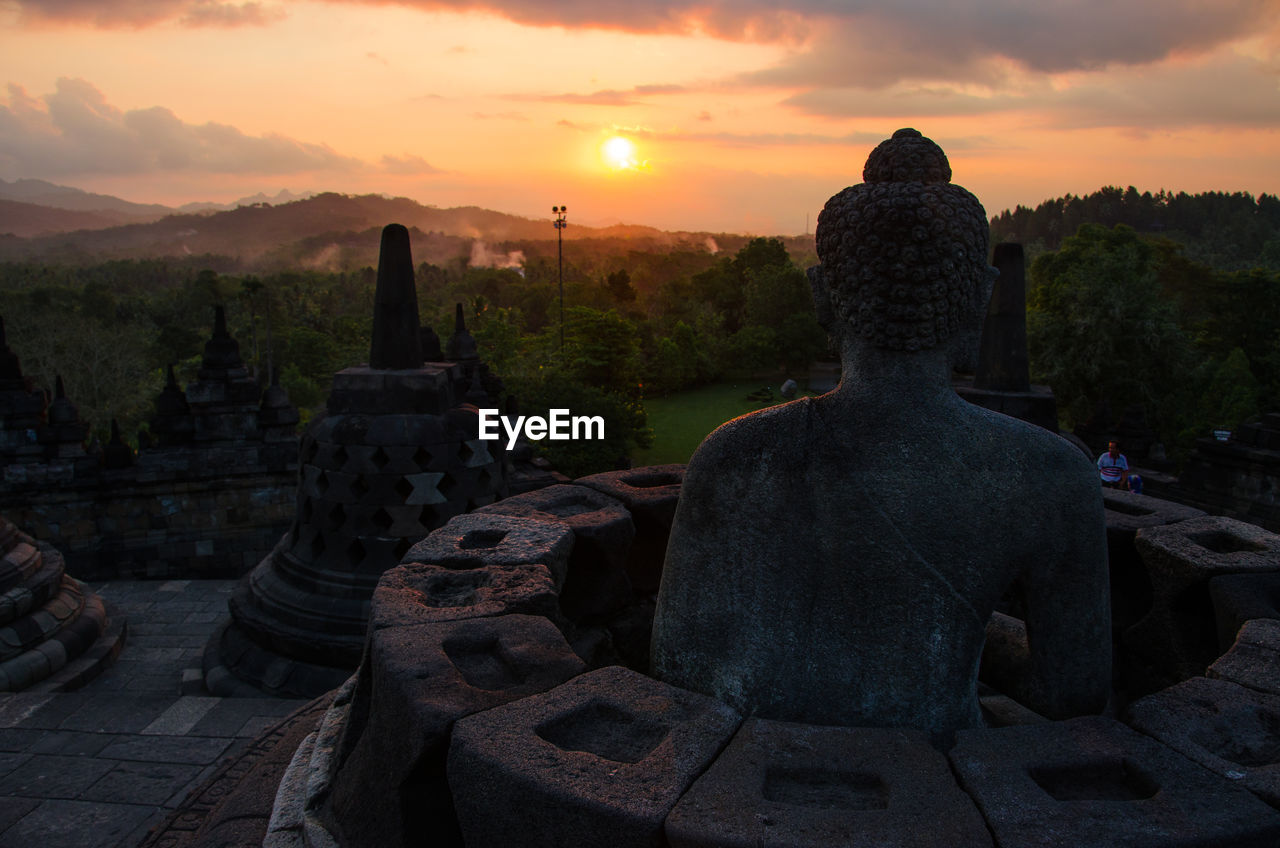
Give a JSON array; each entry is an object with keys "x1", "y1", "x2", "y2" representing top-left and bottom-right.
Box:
[
  {"x1": 686, "y1": 398, "x2": 815, "y2": 476},
  {"x1": 969, "y1": 406, "x2": 1098, "y2": 498}
]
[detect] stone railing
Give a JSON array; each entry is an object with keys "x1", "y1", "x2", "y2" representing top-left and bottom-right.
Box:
[
  {"x1": 0, "y1": 443, "x2": 296, "y2": 580},
  {"x1": 271, "y1": 468, "x2": 1280, "y2": 847}
]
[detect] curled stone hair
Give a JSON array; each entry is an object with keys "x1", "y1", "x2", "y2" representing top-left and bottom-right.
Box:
[{"x1": 815, "y1": 128, "x2": 990, "y2": 352}]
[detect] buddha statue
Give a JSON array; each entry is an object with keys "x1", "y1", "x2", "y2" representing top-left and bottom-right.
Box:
[{"x1": 650, "y1": 129, "x2": 1110, "y2": 741}]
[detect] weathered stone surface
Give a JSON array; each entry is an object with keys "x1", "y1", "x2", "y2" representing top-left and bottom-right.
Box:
[
  {"x1": 330, "y1": 615, "x2": 584, "y2": 848},
  {"x1": 1209, "y1": 618, "x2": 1280, "y2": 695},
  {"x1": 1103, "y1": 490, "x2": 1206, "y2": 633},
  {"x1": 1210, "y1": 571, "x2": 1280, "y2": 652},
  {"x1": 448, "y1": 665, "x2": 740, "y2": 848},
  {"x1": 1124, "y1": 516, "x2": 1280, "y2": 687},
  {"x1": 577, "y1": 465, "x2": 684, "y2": 595},
  {"x1": 404, "y1": 512, "x2": 575, "y2": 590},
  {"x1": 1125, "y1": 676, "x2": 1280, "y2": 808},
  {"x1": 370, "y1": 560, "x2": 559, "y2": 631},
  {"x1": 477, "y1": 484, "x2": 635, "y2": 620},
  {"x1": 0, "y1": 516, "x2": 116, "y2": 693},
  {"x1": 1167, "y1": 427, "x2": 1280, "y2": 533},
  {"x1": 653, "y1": 131, "x2": 1110, "y2": 741},
  {"x1": 666, "y1": 718, "x2": 991, "y2": 848},
  {"x1": 950, "y1": 716, "x2": 1280, "y2": 847}
]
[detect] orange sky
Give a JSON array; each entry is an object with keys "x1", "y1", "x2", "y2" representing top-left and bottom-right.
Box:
[{"x1": 2, "y1": 0, "x2": 1278, "y2": 234}]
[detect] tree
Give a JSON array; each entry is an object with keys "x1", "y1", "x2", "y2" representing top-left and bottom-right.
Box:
[{"x1": 1027, "y1": 224, "x2": 1192, "y2": 436}]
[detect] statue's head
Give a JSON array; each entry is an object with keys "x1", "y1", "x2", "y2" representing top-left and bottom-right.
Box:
[{"x1": 811, "y1": 128, "x2": 993, "y2": 355}]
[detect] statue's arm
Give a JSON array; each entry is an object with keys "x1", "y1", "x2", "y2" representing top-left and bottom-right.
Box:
[{"x1": 1019, "y1": 479, "x2": 1112, "y2": 718}]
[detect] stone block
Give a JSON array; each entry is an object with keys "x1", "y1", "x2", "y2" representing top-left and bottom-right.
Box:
[
  {"x1": 1124, "y1": 516, "x2": 1280, "y2": 687},
  {"x1": 405, "y1": 512, "x2": 575, "y2": 590},
  {"x1": 665, "y1": 718, "x2": 991, "y2": 848},
  {"x1": 477, "y1": 484, "x2": 635, "y2": 620},
  {"x1": 448, "y1": 665, "x2": 740, "y2": 848},
  {"x1": 1125, "y1": 676, "x2": 1280, "y2": 808},
  {"x1": 1209, "y1": 618, "x2": 1280, "y2": 695},
  {"x1": 1210, "y1": 571, "x2": 1280, "y2": 652},
  {"x1": 370, "y1": 560, "x2": 559, "y2": 632},
  {"x1": 1101, "y1": 491, "x2": 1205, "y2": 631},
  {"x1": 577, "y1": 465, "x2": 684, "y2": 595},
  {"x1": 950, "y1": 716, "x2": 1280, "y2": 847},
  {"x1": 330, "y1": 614, "x2": 585, "y2": 848}
]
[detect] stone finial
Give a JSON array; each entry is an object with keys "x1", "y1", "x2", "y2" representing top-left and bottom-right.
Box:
[
  {"x1": 446, "y1": 303, "x2": 479, "y2": 362},
  {"x1": 814, "y1": 127, "x2": 989, "y2": 352},
  {"x1": 975, "y1": 243, "x2": 1031, "y2": 392},
  {"x1": 369, "y1": 224, "x2": 424, "y2": 370},
  {"x1": 47, "y1": 375, "x2": 79, "y2": 426},
  {"x1": 201, "y1": 305, "x2": 245, "y2": 372},
  {"x1": 0, "y1": 316, "x2": 23, "y2": 381},
  {"x1": 213, "y1": 304, "x2": 230, "y2": 339},
  {"x1": 103, "y1": 419, "x2": 134, "y2": 469},
  {"x1": 420, "y1": 324, "x2": 444, "y2": 361}
]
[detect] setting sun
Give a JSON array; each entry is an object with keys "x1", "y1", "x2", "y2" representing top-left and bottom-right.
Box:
[{"x1": 603, "y1": 136, "x2": 638, "y2": 170}]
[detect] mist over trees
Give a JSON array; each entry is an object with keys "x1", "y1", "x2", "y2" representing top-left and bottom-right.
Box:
[
  {"x1": 0, "y1": 236, "x2": 823, "y2": 476},
  {"x1": 1, "y1": 184, "x2": 1277, "y2": 473}
]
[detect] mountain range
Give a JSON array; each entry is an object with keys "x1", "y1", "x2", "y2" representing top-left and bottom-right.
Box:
[{"x1": 0, "y1": 179, "x2": 704, "y2": 270}]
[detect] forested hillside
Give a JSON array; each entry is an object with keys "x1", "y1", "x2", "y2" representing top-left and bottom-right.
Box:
[{"x1": 990, "y1": 186, "x2": 1280, "y2": 270}]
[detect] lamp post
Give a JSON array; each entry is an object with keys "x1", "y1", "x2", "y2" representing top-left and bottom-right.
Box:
[{"x1": 552, "y1": 205, "x2": 566, "y2": 352}]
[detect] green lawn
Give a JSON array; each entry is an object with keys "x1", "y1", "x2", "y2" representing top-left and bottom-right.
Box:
[{"x1": 633, "y1": 378, "x2": 816, "y2": 466}]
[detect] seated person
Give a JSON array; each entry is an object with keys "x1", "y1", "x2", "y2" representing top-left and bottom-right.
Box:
[
  {"x1": 1098, "y1": 440, "x2": 1129, "y2": 489},
  {"x1": 651, "y1": 129, "x2": 1111, "y2": 742}
]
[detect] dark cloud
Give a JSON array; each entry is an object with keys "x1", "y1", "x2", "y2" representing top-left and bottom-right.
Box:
[
  {"x1": 17, "y1": 0, "x2": 281, "y2": 27},
  {"x1": 14, "y1": 0, "x2": 1275, "y2": 84},
  {"x1": 0, "y1": 78, "x2": 361, "y2": 178},
  {"x1": 783, "y1": 54, "x2": 1280, "y2": 129}
]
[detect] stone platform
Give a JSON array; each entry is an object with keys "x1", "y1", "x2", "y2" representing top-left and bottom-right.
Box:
[{"x1": 0, "y1": 580, "x2": 310, "y2": 847}]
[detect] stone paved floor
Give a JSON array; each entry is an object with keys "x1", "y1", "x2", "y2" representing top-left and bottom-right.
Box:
[{"x1": 0, "y1": 580, "x2": 310, "y2": 848}]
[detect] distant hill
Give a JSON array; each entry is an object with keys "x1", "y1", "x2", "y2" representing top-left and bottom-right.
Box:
[
  {"x1": 0, "y1": 189, "x2": 721, "y2": 270},
  {"x1": 0, "y1": 178, "x2": 172, "y2": 221},
  {"x1": 0, "y1": 198, "x2": 161, "y2": 238}
]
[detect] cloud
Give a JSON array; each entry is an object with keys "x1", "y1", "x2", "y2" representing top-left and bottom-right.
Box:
[
  {"x1": 505, "y1": 83, "x2": 691, "y2": 107},
  {"x1": 657, "y1": 128, "x2": 889, "y2": 148},
  {"x1": 506, "y1": 90, "x2": 642, "y2": 106},
  {"x1": 783, "y1": 53, "x2": 1280, "y2": 130},
  {"x1": 179, "y1": 1, "x2": 283, "y2": 27},
  {"x1": 379, "y1": 153, "x2": 444, "y2": 174},
  {"x1": 13, "y1": 0, "x2": 1276, "y2": 82},
  {"x1": 0, "y1": 78, "x2": 362, "y2": 178},
  {"x1": 16, "y1": 0, "x2": 283, "y2": 27}
]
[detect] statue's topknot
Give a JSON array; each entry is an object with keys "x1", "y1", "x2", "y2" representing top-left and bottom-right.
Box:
[
  {"x1": 814, "y1": 129, "x2": 988, "y2": 352},
  {"x1": 862, "y1": 127, "x2": 951, "y2": 185}
]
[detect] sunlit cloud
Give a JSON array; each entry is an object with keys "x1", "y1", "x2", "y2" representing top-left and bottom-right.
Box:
[
  {"x1": 0, "y1": 78, "x2": 361, "y2": 177},
  {"x1": 379, "y1": 153, "x2": 444, "y2": 174}
]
